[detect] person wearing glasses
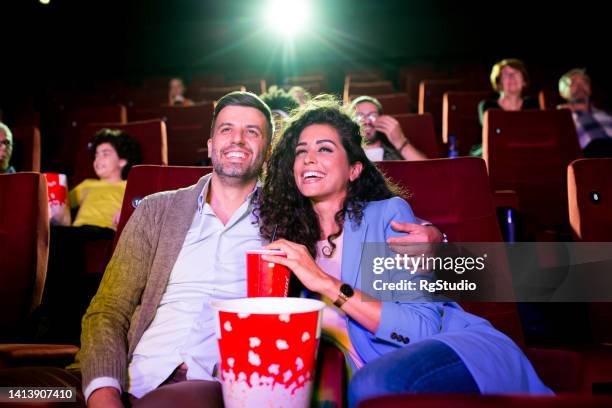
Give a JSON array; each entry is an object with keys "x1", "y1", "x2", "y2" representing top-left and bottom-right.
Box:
[
  {"x1": 350, "y1": 96, "x2": 427, "y2": 162},
  {"x1": 0, "y1": 122, "x2": 15, "y2": 174}
]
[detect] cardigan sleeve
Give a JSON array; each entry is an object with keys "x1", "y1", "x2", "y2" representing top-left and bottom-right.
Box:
[{"x1": 75, "y1": 195, "x2": 158, "y2": 392}]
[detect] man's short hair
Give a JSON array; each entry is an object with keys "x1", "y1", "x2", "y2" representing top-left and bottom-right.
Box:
[
  {"x1": 0, "y1": 122, "x2": 13, "y2": 143},
  {"x1": 349, "y1": 96, "x2": 384, "y2": 114},
  {"x1": 212, "y1": 91, "x2": 274, "y2": 147},
  {"x1": 489, "y1": 58, "x2": 529, "y2": 92},
  {"x1": 559, "y1": 68, "x2": 590, "y2": 98}
]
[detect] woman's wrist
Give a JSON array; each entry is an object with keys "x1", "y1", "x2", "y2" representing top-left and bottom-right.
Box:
[
  {"x1": 396, "y1": 138, "x2": 410, "y2": 152},
  {"x1": 318, "y1": 274, "x2": 341, "y2": 299}
]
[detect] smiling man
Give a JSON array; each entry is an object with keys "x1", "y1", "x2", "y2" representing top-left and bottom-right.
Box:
[{"x1": 77, "y1": 92, "x2": 274, "y2": 408}]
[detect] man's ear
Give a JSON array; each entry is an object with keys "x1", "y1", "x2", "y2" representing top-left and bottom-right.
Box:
[
  {"x1": 207, "y1": 137, "x2": 212, "y2": 158},
  {"x1": 119, "y1": 158, "x2": 128, "y2": 169},
  {"x1": 349, "y1": 161, "x2": 363, "y2": 182}
]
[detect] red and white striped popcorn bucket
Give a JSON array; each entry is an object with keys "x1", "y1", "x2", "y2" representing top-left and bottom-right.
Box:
[{"x1": 211, "y1": 297, "x2": 325, "y2": 408}]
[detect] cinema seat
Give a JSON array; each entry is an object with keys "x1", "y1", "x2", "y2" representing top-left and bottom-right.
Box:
[
  {"x1": 443, "y1": 91, "x2": 491, "y2": 155},
  {"x1": 483, "y1": 109, "x2": 582, "y2": 237},
  {"x1": 10, "y1": 125, "x2": 41, "y2": 172},
  {"x1": 0, "y1": 173, "x2": 49, "y2": 341},
  {"x1": 390, "y1": 113, "x2": 441, "y2": 158}
]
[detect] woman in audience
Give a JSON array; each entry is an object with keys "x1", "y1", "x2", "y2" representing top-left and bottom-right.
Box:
[
  {"x1": 168, "y1": 77, "x2": 195, "y2": 106},
  {"x1": 472, "y1": 58, "x2": 540, "y2": 156},
  {"x1": 256, "y1": 96, "x2": 551, "y2": 406}
]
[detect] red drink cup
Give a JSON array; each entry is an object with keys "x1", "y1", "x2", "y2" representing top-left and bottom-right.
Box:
[
  {"x1": 211, "y1": 297, "x2": 325, "y2": 408},
  {"x1": 247, "y1": 249, "x2": 290, "y2": 297}
]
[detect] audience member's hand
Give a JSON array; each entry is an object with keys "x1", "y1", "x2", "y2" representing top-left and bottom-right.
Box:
[
  {"x1": 374, "y1": 115, "x2": 406, "y2": 149},
  {"x1": 263, "y1": 239, "x2": 333, "y2": 294},
  {"x1": 386, "y1": 221, "x2": 443, "y2": 259},
  {"x1": 88, "y1": 387, "x2": 123, "y2": 408},
  {"x1": 112, "y1": 210, "x2": 121, "y2": 227}
]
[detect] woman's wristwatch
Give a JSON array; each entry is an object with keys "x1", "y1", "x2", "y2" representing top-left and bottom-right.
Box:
[{"x1": 333, "y1": 283, "x2": 355, "y2": 308}]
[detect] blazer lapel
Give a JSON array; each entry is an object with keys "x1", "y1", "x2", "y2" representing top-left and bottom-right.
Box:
[{"x1": 341, "y1": 212, "x2": 368, "y2": 287}]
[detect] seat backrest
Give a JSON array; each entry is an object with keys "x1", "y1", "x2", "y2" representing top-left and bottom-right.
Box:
[
  {"x1": 349, "y1": 81, "x2": 395, "y2": 96},
  {"x1": 114, "y1": 165, "x2": 213, "y2": 245},
  {"x1": 128, "y1": 103, "x2": 214, "y2": 166},
  {"x1": 443, "y1": 91, "x2": 491, "y2": 155},
  {"x1": 71, "y1": 120, "x2": 168, "y2": 187},
  {"x1": 350, "y1": 93, "x2": 412, "y2": 115},
  {"x1": 124, "y1": 88, "x2": 169, "y2": 109},
  {"x1": 538, "y1": 89, "x2": 565, "y2": 110},
  {"x1": 376, "y1": 158, "x2": 524, "y2": 345},
  {"x1": 198, "y1": 85, "x2": 246, "y2": 102},
  {"x1": 60, "y1": 105, "x2": 128, "y2": 174},
  {"x1": 390, "y1": 113, "x2": 441, "y2": 158},
  {"x1": 0, "y1": 173, "x2": 49, "y2": 338},
  {"x1": 418, "y1": 79, "x2": 465, "y2": 137},
  {"x1": 483, "y1": 109, "x2": 582, "y2": 229},
  {"x1": 568, "y1": 158, "x2": 612, "y2": 241},
  {"x1": 377, "y1": 158, "x2": 502, "y2": 242},
  {"x1": 10, "y1": 125, "x2": 41, "y2": 172}
]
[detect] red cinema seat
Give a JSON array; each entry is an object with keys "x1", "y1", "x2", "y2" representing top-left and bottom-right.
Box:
[
  {"x1": 351, "y1": 93, "x2": 411, "y2": 115},
  {"x1": 199, "y1": 85, "x2": 245, "y2": 102},
  {"x1": 418, "y1": 79, "x2": 465, "y2": 137},
  {"x1": 483, "y1": 109, "x2": 582, "y2": 235},
  {"x1": 0, "y1": 173, "x2": 49, "y2": 340},
  {"x1": 130, "y1": 104, "x2": 214, "y2": 166},
  {"x1": 10, "y1": 125, "x2": 41, "y2": 172},
  {"x1": 568, "y1": 158, "x2": 612, "y2": 345},
  {"x1": 390, "y1": 113, "x2": 441, "y2": 158},
  {"x1": 443, "y1": 91, "x2": 491, "y2": 155},
  {"x1": 358, "y1": 394, "x2": 612, "y2": 408},
  {"x1": 348, "y1": 80, "x2": 395, "y2": 96},
  {"x1": 114, "y1": 165, "x2": 213, "y2": 243},
  {"x1": 567, "y1": 158, "x2": 612, "y2": 241}
]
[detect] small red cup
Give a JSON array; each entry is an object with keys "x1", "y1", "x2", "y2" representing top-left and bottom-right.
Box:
[{"x1": 247, "y1": 250, "x2": 290, "y2": 297}]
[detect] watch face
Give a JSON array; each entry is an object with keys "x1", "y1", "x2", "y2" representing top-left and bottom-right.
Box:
[{"x1": 340, "y1": 283, "x2": 354, "y2": 297}]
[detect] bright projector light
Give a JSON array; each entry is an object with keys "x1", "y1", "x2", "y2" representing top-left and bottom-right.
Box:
[{"x1": 264, "y1": 0, "x2": 310, "y2": 37}]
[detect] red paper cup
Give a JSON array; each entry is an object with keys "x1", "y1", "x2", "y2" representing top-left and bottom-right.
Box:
[
  {"x1": 212, "y1": 297, "x2": 325, "y2": 408},
  {"x1": 43, "y1": 172, "x2": 68, "y2": 207},
  {"x1": 247, "y1": 249, "x2": 290, "y2": 297},
  {"x1": 43, "y1": 172, "x2": 71, "y2": 225}
]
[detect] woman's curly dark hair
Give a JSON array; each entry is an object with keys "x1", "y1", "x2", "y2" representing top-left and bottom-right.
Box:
[{"x1": 255, "y1": 95, "x2": 403, "y2": 258}]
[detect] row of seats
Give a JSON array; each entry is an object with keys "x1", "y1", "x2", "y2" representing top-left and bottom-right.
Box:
[{"x1": 1, "y1": 157, "x2": 611, "y2": 406}]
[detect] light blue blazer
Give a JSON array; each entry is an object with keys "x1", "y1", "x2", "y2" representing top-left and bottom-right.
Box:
[{"x1": 340, "y1": 197, "x2": 552, "y2": 394}]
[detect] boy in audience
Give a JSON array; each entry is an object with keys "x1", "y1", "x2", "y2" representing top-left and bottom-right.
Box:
[{"x1": 70, "y1": 128, "x2": 141, "y2": 231}]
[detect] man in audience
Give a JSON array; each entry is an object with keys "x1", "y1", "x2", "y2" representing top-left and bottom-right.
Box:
[
  {"x1": 350, "y1": 96, "x2": 426, "y2": 161},
  {"x1": 558, "y1": 68, "x2": 612, "y2": 157},
  {"x1": 0, "y1": 92, "x2": 441, "y2": 408},
  {"x1": 0, "y1": 122, "x2": 15, "y2": 173}
]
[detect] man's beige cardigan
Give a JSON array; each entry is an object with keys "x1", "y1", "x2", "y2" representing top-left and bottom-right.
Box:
[{"x1": 72, "y1": 174, "x2": 213, "y2": 392}]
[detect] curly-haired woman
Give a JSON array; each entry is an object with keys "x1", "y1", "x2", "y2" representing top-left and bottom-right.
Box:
[{"x1": 255, "y1": 96, "x2": 551, "y2": 406}]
